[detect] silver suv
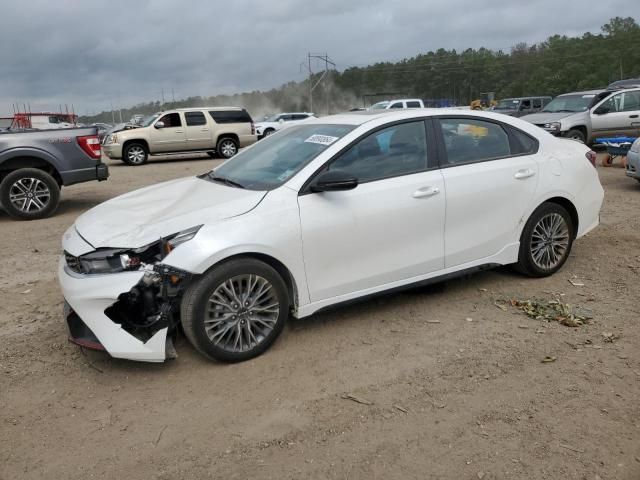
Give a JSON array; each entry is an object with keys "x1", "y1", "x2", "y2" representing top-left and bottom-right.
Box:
[
  {"x1": 103, "y1": 107, "x2": 257, "y2": 165},
  {"x1": 521, "y1": 87, "x2": 640, "y2": 144}
]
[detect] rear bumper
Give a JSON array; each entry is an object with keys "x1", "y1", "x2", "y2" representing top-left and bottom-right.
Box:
[
  {"x1": 626, "y1": 150, "x2": 640, "y2": 179},
  {"x1": 60, "y1": 163, "x2": 109, "y2": 186}
]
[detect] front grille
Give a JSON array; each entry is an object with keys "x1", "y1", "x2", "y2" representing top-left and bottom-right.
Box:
[{"x1": 64, "y1": 251, "x2": 82, "y2": 274}]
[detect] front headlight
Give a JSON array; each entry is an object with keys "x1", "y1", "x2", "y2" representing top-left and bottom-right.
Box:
[
  {"x1": 67, "y1": 226, "x2": 202, "y2": 274},
  {"x1": 543, "y1": 122, "x2": 561, "y2": 132},
  {"x1": 103, "y1": 134, "x2": 116, "y2": 145}
]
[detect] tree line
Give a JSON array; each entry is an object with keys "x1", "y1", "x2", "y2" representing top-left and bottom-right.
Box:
[{"x1": 80, "y1": 17, "x2": 640, "y2": 123}]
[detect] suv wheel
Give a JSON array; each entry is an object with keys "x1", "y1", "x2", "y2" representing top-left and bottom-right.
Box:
[
  {"x1": 0, "y1": 168, "x2": 60, "y2": 220},
  {"x1": 181, "y1": 258, "x2": 289, "y2": 362},
  {"x1": 123, "y1": 143, "x2": 148, "y2": 165},
  {"x1": 264, "y1": 128, "x2": 275, "y2": 137},
  {"x1": 217, "y1": 137, "x2": 238, "y2": 159},
  {"x1": 564, "y1": 129, "x2": 586, "y2": 143},
  {"x1": 515, "y1": 202, "x2": 574, "y2": 277}
]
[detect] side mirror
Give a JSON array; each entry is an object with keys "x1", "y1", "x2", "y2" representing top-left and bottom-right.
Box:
[
  {"x1": 154, "y1": 121, "x2": 165, "y2": 129},
  {"x1": 594, "y1": 106, "x2": 610, "y2": 115},
  {"x1": 310, "y1": 170, "x2": 358, "y2": 193}
]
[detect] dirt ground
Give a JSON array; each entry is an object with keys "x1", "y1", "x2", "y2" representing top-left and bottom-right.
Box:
[{"x1": 1, "y1": 153, "x2": 639, "y2": 480}]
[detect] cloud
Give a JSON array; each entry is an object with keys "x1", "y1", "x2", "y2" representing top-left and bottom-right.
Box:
[{"x1": 0, "y1": 0, "x2": 629, "y2": 115}]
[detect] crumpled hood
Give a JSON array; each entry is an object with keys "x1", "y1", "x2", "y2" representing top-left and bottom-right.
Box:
[
  {"x1": 520, "y1": 111, "x2": 577, "y2": 124},
  {"x1": 75, "y1": 176, "x2": 266, "y2": 248}
]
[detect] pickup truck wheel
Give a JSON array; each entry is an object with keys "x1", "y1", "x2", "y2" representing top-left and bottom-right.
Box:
[
  {"x1": 217, "y1": 137, "x2": 238, "y2": 159},
  {"x1": 564, "y1": 129, "x2": 586, "y2": 143},
  {"x1": 0, "y1": 168, "x2": 60, "y2": 220},
  {"x1": 123, "y1": 143, "x2": 148, "y2": 165}
]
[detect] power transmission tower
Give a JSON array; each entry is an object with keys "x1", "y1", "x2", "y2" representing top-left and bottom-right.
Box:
[{"x1": 302, "y1": 53, "x2": 336, "y2": 114}]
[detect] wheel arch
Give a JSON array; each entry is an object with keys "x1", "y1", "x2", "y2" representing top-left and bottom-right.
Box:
[
  {"x1": 122, "y1": 138, "x2": 149, "y2": 153},
  {"x1": 0, "y1": 155, "x2": 63, "y2": 185},
  {"x1": 524, "y1": 196, "x2": 579, "y2": 239},
  {"x1": 216, "y1": 132, "x2": 239, "y2": 145},
  {"x1": 198, "y1": 252, "x2": 300, "y2": 312}
]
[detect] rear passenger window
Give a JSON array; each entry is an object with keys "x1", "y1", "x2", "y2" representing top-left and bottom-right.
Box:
[
  {"x1": 292, "y1": 114, "x2": 309, "y2": 120},
  {"x1": 406, "y1": 101, "x2": 422, "y2": 108},
  {"x1": 209, "y1": 110, "x2": 253, "y2": 124},
  {"x1": 440, "y1": 118, "x2": 511, "y2": 165},
  {"x1": 185, "y1": 111, "x2": 206, "y2": 126},
  {"x1": 508, "y1": 128, "x2": 538, "y2": 155},
  {"x1": 533, "y1": 98, "x2": 542, "y2": 109}
]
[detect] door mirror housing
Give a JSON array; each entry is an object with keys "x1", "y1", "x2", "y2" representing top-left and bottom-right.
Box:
[
  {"x1": 310, "y1": 170, "x2": 358, "y2": 193},
  {"x1": 594, "y1": 106, "x2": 610, "y2": 115},
  {"x1": 154, "y1": 121, "x2": 165, "y2": 129}
]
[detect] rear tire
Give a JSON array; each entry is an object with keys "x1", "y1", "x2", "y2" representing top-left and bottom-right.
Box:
[
  {"x1": 216, "y1": 137, "x2": 238, "y2": 159},
  {"x1": 181, "y1": 258, "x2": 289, "y2": 363},
  {"x1": 515, "y1": 202, "x2": 575, "y2": 277},
  {"x1": 123, "y1": 142, "x2": 148, "y2": 166},
  {"x1": 0, "y1": 168, "x2": 60, "y2": 220}
]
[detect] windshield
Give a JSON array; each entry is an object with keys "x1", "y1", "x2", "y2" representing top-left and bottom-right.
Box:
[
  {"x1": 542, "y1": 95, "x2": 597, "y2": 113},
  {"x1": 205, "y1": 124, "x2": 356, "y2": 190},
  {"x1": 141, "y1": 113, "x2": 160, "y2": 127},
  {"x1": 370, "y1": 102, "x2": 389, "y2": 110},
  {"x1": 494, "y1": 99, "x2": 520, "y2": 110}
]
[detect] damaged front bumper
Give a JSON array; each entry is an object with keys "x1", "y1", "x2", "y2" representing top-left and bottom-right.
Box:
[{"x1": 59, "y1": 259, "x2": 170, "y2": 362}]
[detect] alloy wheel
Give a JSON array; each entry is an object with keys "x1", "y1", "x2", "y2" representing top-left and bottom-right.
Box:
[
  {"x1": 127, "y1": 146, "x2": 146, "y2": 164},
  {"x1": 530, "y1": 213, "x2": 570, "y2": 270},
  {"x1": 9, "y1": 177, "x2": 51, "y2": 213},
  {"x1": 219, "y1": 140, "x2": 237, "y2": 158},
  {"x1": 205, "y1": 274, "x2": 279, "y2": 353}
]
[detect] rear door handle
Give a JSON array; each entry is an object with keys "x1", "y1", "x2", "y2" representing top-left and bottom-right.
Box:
[
  {"x1": 174, "y1": 130, "x2": 183, "y2": 133},
  {"x1": 412, "y1": 186, "x2": 440, "y2": 198},
  {"x1": 514, "y1": 169, "x2": 536, "y2": 180}
]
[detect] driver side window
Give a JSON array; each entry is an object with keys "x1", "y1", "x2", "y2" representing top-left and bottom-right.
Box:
[
  {"x1": 328, "y1": 121, "x2": 428, "y2": 183},
  {"x1": 158, "y1": 113, "x2": 182, "y2": 127},
  {"x1": 599, "y1": 94, "x2": 622, "y2": 113}
]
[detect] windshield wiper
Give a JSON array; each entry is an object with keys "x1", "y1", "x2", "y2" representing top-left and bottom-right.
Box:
[
  {"x1": 206, "y1": 172, "x2": 245, "y2": 189},
  {"x1": 544, "y1": 109, "x2": 576, "y2": 113}
]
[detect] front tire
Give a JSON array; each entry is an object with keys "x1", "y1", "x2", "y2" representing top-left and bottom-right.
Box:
[
  {"x1": 216, "y1": 137, "x2": 238, "y2": 159},
  {"x1": 0, "y1": 168, "x2": 60, "y2": 220},
  {"x1": 515, "y1": 202, "x2": 575, "y2": 277},
  {"x1": 263, "y1": 128, "x2": 275, "y2": 137},
  {"x1": 181, "y1": 258, "x2": 289, "y2": 362},
  {"x1": 123, "y1": 142, "x2": 148, "y2": 166},
  {"x1": 564, "y1": 129, "x2": 586, "y2": 143}
]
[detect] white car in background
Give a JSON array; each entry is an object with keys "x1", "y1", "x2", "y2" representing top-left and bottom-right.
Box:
[
  {"x1": 254, "y1": 112, "x2": 315, "y2": 138},
  {"x1": 59, "y1": 109, "x2": 603, "y2": 364},
  {"x1": 369, "y1": 99, "x2": 425, "y2": 110}
]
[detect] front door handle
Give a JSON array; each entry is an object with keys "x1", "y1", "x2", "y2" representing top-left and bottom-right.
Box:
[
  {"x1": 514, "y1": 169, "x2": 536, "y2": 180},
  {"x1": 201, "y1": 128, "x2": 210, "y2": 131},
  {"x1": 630, "y1": 114, "x2": 639, "y2": 119},
  {"x1": 174, "y1": 130, "x2": 183, "y2": 133},
  {"x1": 412, "y1": 186, "x2": 440, "y2": 198}
]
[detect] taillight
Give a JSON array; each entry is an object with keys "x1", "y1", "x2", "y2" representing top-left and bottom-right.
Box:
[
  {"x1": 585, "y1": 150, "x2": 597, "y2": 168},
  {"x1": 77, "y1": 135, "x2": 102, "y2": 160},
  {"x1": 251, "y1": 122, "x2": 255, "y2": 135}
]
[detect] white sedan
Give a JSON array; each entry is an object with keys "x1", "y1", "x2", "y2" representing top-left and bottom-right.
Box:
[{"x1": 59, "y1": 110, "x2": 603, "y2": 363}]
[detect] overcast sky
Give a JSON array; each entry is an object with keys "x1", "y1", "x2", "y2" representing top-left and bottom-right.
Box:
[{"x1": 0, "y1": 0, "x2": 633, "y2": 116}]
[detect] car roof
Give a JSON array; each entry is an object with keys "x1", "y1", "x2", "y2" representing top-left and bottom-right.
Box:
[
  {"x1": 307, "y1": 108, "x2": 534, "y2": 126},
  {"x1": 557, "y1": 89, "x2": 606, "y2": 96},
  {"x1": 174, "y1": 107, "x2": 243, "y2": 112}
]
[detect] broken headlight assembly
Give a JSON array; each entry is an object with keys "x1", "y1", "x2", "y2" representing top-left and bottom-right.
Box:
[{"x1": 65, "y1": 225, "x2": 202, "y2": 275}]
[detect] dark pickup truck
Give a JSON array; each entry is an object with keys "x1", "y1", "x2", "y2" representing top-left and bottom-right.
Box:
[{"x1": 0, "y1": 127, "x2": 108, "y2": 220}]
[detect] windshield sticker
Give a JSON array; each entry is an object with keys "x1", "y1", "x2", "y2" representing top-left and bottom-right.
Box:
[
  {"x1": 582, "y1": 94, "x2": 595, "y2": 98},
  {"x1": 304, "y1": 134, "x2": 339, "y2": 146}
]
